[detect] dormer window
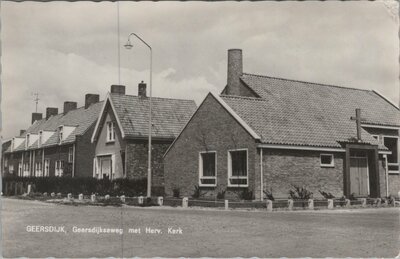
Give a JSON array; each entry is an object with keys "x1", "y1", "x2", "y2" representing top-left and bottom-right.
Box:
[
  {"x1": 106, "y1": 122, "x2": 116, "y2": 142},
  {"x1": 25, "y1": 134, "x2": 30, "y2": 149},
  {"x1": 38, "y1": 131, "x2": 43, "y2": 148},
  {"x1": 58, "y1": 126, "x2": 64, "y2": 144}
]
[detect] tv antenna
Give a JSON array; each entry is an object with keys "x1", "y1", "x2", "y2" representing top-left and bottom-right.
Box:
[{"x1": 31, "y1": 92, "x2": 40, "y2": 112}]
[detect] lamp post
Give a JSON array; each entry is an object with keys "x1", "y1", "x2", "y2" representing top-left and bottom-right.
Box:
[{"x1": 124, "y1": 33, "x2": 152, "y2": 198}]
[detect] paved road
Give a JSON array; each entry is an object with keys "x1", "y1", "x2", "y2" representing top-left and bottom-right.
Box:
[{"x1": 2, "y1": 198, "x2": 399, "y2": 258}]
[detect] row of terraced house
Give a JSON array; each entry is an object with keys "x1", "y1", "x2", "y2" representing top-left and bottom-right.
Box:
[{"x1": 2, "y1": 49, "x2": 400, "y2": 199}]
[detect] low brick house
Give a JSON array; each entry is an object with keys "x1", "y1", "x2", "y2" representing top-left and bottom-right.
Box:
[
  {"x1": 164, "y1": 49, "x2": 400, "y2": 200},
  {"x1": 90, "y1": 83, "x2": 196, "y2": 192},
  {"x1": 2, "y1": 94, "x2": 103, "y2": 177}
]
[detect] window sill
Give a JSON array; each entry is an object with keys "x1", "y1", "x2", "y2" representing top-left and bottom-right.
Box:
[
  {"x1": 388, "y1": 171, "x2": 399, "y2": 175},
  {"x1": 320, "y1": 164, "x2": 335, "y2": 168}
]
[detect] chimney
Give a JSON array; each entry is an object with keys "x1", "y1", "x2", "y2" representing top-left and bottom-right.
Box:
[
  {"x1": 85, "y1": 94, "x2": 100, "y2": 109},
  {"x1": 138, "y1": 81, "x2": 147, "y2": 97},
  {"x1": 31, "y1": 113, "x2": 42, "y2": 124},
  {"x1": 20, "y1": 130, "x2": 26, "y2": 136},
  {"x1": 63, "y1": 101, "x2": 77, "y2": 114},
  {"x1": 46, "y1": 107, "x2": 58, "y2": 119},
  {"x1": 111, "y1": 85, "x2": 126, "y2": 95},
  {"x1": 226, "y1": 49, "x2": 243, "y2": 96}
]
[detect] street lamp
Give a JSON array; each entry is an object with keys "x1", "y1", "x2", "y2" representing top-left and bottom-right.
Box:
[{"x1": 124, "y1": 32, "x2": 153, "y2": 198}]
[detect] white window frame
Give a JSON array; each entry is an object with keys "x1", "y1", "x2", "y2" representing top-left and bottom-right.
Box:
[
  {"x1": 382, "y1": 135, "x2": 399, "y2": 174},
  {"x1": 199, "y1": 151, "x2": 217, "y2": 187},
  {"x1": 320, "y1": 154, "x2": 334, "y2": 168},
  {"x1": 23, "y1": 162, "x2": 30, "y2": 177},
  {"x1": 9, "y1": 164, "x2": 14, "y2": 174},
  {"x1": 68, "y1": 147, "x2": 74, "y2": 163},
  {"x1": 227, "y1": 148, "x2": 249, "y2": 187},
  {"x1": 55, "y1": 160, "x2": 64, "y2": 177},
  {"x1": 106, "y1": 121, "x2": 116, "y2": 142},
  {"x1": 35, "y1": 162, "x2": 43, "y2": 177},
  {"x1": 18, "y1": 162, "x2": 22, "y2": 176},
  {"x1": 4, "y1": 157, "x2": 8, "y2": 167},
  {"x1": 44, "y1": 159, "x2": 50, "y2": 177}
]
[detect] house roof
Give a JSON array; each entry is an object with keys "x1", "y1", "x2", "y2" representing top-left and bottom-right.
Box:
[
  {"x1": 5, "y1": 101, "x2": 103, "y2": 153},
  {"x1": 219, "y1": 73, "x2": 399, "y2": 149},
  {"x1": 92, "y1": 93, "x2": 197, "y2": 141}
]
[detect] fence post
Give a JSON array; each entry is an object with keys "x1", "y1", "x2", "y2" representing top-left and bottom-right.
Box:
[
  {"x1": 138, "y1": 196, "x2": 144, "y2": 205},
  {"x1": 266, "y1": 200, "x2": 273, "y2": 212},
  {"x1": 14, "y1": 182, "x2": 18, "y2": 196},
  {"x1": 157, "y1": 196, "x2": 163, "y2": 206},
  {"x1": 67, "y1": 193, "x2": 72, "y2": 201},
  {"x1": 376, "y1": 198, "x2": 381, "y2": 207},
  {"x1": 308, "y1": 199, "x2": 314, "y2": 210},
  {"x1": 224, "y1": 200, "x2": 229, "y2": 210},
  {"x1": 27, "y1": 184, "x2": 32, "y2": 194},
  {"x1": 51, "y1": 192, "x2": 55, "y2": 197},
  {"x1": 91, "y1": 194, "x2": 96, "y2": 202},
  {"x1": 120, "y1": 195, "x2": 126, "y2": 203},
  {"x1": 361, "y1": 198, "x2": 366, "y2": 208},
  {"x1": 105, "y1": 194, "x2": 110, "y2": 200},
  {"x1": 43, "y1": 192, "x2": 48, "y2": 197},
  {"x1": 182, "y1": 197, "x2": 188, "y2": 208},
  {"x1": 327, "y1": 199, "x2": 334, "y2": 209},
  {"x1": 390, "y1": 196, "x2": 396, "y2": 207},
  {"x1": 79, "y1": 194, "x2": 83, "y2": 201},
  {"x1": 288, "y1": 199, "x2": 293, "y2": 211},
  {"x1": 345, "y1": 199, "x2": 351, "y2": 208},
  {"x1": 57, "y1": 192, "x2": 62, "y2": 198}
]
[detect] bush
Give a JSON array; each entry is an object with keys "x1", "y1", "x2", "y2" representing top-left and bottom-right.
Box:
[
  {"x1": 289, "y1": 185, "x2": 313, "y2": 200},
  {"x1": 191, "y1": 185, "x2": 205, "y2": 199},
  {"x1": 2, "y1": 176, "x2": 147, "y2": 197},
  {"x1": 319, "y1": 190, "x2": 335, "y2": 199},
  {"x1": 263, "y1": 189, "x2": 275, "y2": 201},
  {"x1": 216, "y1": 190, "x2": 226, "y2": 200},
  {"x1": 238, "y1": 189, "x2": 254, "y2": 201}
]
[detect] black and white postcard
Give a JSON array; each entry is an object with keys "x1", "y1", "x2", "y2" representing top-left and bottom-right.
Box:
[{"x1": 1, "y1": 1, "x2": 399, "y2": 258}]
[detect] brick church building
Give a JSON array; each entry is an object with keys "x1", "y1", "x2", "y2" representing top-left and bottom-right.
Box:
[
  {"x1": 164, "y1": 49, "x2": 400, "y2": 200},
  {"x1": 90, "y1": 83, "x2": 196, "y2": 191}
]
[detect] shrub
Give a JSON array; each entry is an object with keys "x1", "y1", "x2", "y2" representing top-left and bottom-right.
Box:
[
  {"x1": 238, "y1": 189, "x2": 254, "y2": 201},
  {"x1": 289, "y1": 185, "x2": 313, "y2": 200},
  {"x1": 319, "y1": 190, "x2": 335, "y2": 199},
  {"x1": 216, "y1": 190, "x2": 226, "y2": 200},
  {"x1": 2, "y1": 176, "x2": 147, "y2": 197},
  {"x1": 172, "y1": 188, "x2": 180, "y2": 198},
  {"x1": 263, "y1": 189, "x2": 275, "y2": 201},
  {"x1": 191, "y1": 185, "x2": 204, "y2": 199}
]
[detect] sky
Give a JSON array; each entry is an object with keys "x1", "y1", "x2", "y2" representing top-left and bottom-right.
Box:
[{"x1": 1, "y1": 1, "x2": 399, "y2": 140}]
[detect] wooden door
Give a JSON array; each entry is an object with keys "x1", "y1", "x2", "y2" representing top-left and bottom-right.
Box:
[{"x1": 350, "y1": 156, "x2": 369, "y2": 196}]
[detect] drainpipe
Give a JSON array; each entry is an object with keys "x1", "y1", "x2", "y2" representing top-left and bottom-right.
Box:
[
  {"x1": 260, "y1": 148, "x2": 263, "y2": 201},
  {"x1": 42, "y1": 148, "x2": 45, "y2": 177},
  {"x1": 383, "y1": 154, "x2": 389, "y2": 197},
  {"x1": 72, "y1": 144, "x2": 75, "y2": 177}
]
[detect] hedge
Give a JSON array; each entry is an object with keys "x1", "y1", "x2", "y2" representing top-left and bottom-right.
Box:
[{"x1": 2, "y1": 176, "x2": 148, "y2": 197}]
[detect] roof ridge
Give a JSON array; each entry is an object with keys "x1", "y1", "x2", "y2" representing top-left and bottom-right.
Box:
[
  {"x1": 242, "y1": 73, "x2": 372, "y2": 93},
  {"x1": 220, "y1": 94, "x2": 266, "y2": 101},
  {"x1": 112, "y1": 93, "x2": 195, "y2": 102}
]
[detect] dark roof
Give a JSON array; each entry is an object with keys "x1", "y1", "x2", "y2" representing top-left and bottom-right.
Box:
[
  {"x1": 6, "y1": 101, "x2": 103, "y2": 152},
  {"x1": 108, "y1": 94, "x2": 197, "y2": 139},
  {"x1": 220, "y1": 73, "x2": 399, "y2": 149}
]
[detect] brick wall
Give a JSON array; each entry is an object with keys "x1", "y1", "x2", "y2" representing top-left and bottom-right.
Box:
[
  {"x1": 262, "y1": 149, "x2": 345, "y2": 199},
  {"x1": 164, "y1": 94, "x2": 257, "y2": 199},
  {"x1": 76, "y1": 123, "x2": 97, "y2": 177},
  {"x1": 125, "y1": 139, "x2": 171, "y2": 189},
  {"x1": 388, "y1": 174, "x2": 400, "y2": 196}
]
